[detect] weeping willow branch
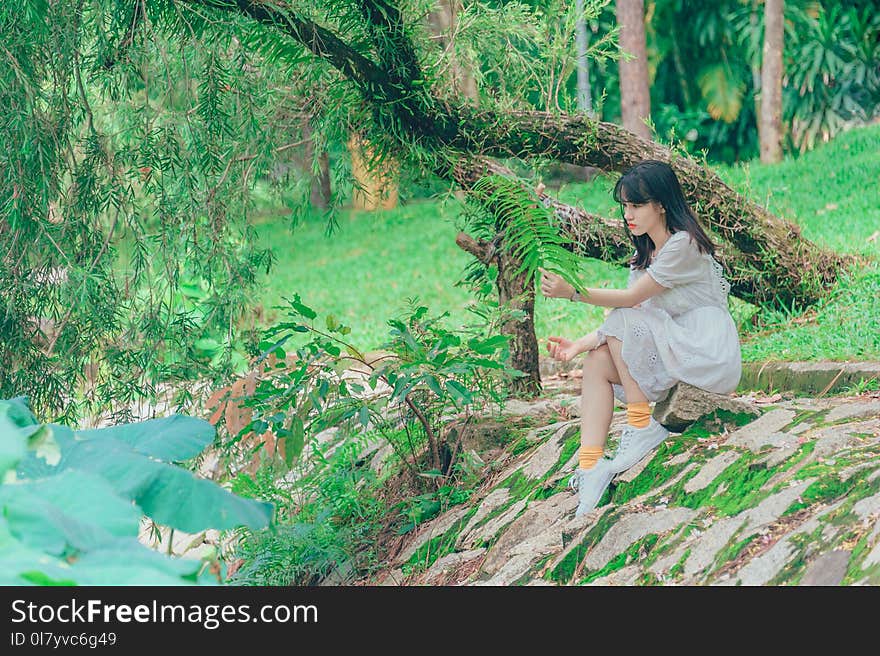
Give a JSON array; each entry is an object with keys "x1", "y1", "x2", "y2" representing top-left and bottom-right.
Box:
[
  {"x1": 357, "y1": 0, "x2": 422, "y2": 82},
  {"x1": 102, "y1": 0, "x2": 145, "y2": 69}
]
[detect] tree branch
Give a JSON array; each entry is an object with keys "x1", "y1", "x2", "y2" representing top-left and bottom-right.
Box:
[
  {"x1": 454, "y1": 232, "x2": 494, "y2": 264},
  {"x1": 357, "y1": 0, "x2": 423, "y2": 83},
  {"x1": 184, "y1": 0, "x2": 454, "y2": 138},
  {"x1": 184, "y1": 0, "x2": 386, "y2": 89}
]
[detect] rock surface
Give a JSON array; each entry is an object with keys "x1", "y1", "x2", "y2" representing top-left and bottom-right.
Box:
[{"x1": 366, "y1": 388, "x2": 880, "y2": 586}]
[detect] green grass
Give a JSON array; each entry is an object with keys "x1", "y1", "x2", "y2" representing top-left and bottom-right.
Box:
[
  {"x1": 251, "y1": 200, "x2": 475, "y2": 348},
  {"x1": 250, "y1": 195, "x2": 624, "y2": 350},
  {"x1": 739, "y1": 264, "x2": 880, "y2": 361},
  {"x1": 249, "y1": 123, "x2": 880, "y2": 360}
]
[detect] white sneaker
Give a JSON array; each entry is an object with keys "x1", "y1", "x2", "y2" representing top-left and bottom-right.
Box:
[
  {"x1": 568, "y1": 459, "x2": 615, "y2": 516},
  {"x1": 608, "y1": 418, "x2": 670, "y2": 473}
]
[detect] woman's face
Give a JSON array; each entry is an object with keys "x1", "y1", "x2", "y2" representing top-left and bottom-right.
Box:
[{"x1": 621, "y1": 199, "x2": 666, "y2": 238}]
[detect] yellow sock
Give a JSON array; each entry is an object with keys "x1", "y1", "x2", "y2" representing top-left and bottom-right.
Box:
[
  {"x1": 627, "y1": 402, "x2": 651, "y2": 429},
  {"x1": 578, "y1": 445, "x2": 604, "y2": 470}
]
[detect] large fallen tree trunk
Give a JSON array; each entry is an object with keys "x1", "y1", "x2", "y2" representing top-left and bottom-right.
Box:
[{"x1": 448, "y1": 136, "x2": 854, "y2": 310}]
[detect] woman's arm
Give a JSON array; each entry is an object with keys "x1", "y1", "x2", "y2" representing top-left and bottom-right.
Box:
[
  {"x1": 546, "y1": 332, "x2": 599, "y2": 361},
  {"x1": 539, "y1": 268, "x2": 666, "y2": 308}
]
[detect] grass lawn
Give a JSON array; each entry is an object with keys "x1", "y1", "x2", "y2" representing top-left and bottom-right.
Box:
[{"x1": 249, "y1": 123, "x2": 880, "y2": 363}]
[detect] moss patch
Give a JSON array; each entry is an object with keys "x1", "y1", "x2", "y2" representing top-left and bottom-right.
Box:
[
  {"x1": 785, "y1": 408, "x2": 829, "y2": 431},
  {"x1": 555, "y1": 430, "x2": 582, "y2": 473},
  {"x1": 699, "y1": 460, "x2": 777, "y2": 515},
  {"x1": 674, "y1": 445, "x2": 815, "y2": 516},
  {"x1": 845, "y1": 531, "x2": 878, "y2": 584},
  {"x1": 785, "y1": 466, "x2": 865, "y2": 517},
  {"x1": 505, "y1": 432, "x2": 536, "y2": 458},
  {"x1": 580, "y1": 533, "x2": 661, "y2": 584},
  {"x1": 401, "y1": 510, "x2": 476, "y2": 576},
  {"x1": 667, "y1": 547, "x2": 692, "y2": 581},
  {"x1": 498, "y1": 470, "x2": 540, "y2": 502},
  {"x1": 678, "y1": 408, "x2": 757, "y2": 441},
  {"x1": 547, "y1": 509, "x2": 621, "y2": 583},
  {"x1": 610, "y1": 453, "x2": 688, "y2": 505}
]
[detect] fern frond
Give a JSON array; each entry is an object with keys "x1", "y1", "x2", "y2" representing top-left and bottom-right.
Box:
[{"x1": 467, "y1": 174, "x2": 584, "y2": 291}]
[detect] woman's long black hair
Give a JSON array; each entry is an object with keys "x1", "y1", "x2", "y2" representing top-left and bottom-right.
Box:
[{"x1": 612, "y1": 160, "x2": 716, "y2": 269}]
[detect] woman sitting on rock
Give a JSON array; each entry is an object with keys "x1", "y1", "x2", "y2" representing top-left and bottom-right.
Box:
[{"x1": 539, "y1": 160, "x2": 742, "y2": 516}]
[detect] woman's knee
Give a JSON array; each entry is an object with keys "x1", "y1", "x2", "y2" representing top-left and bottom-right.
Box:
[{"x1": 581, "y1": 344, "x2": 616, "y2": 382}]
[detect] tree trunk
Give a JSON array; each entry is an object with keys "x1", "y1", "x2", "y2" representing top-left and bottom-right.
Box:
[
  {"x1": 616, "y1": 0, "x2": 652, "y2": 139},
  {"x1": 315, "y1": 150, "x2": 331, "y2": 209},
  {"x1": 429, "y1": 0, "x2": 478, "y2": 102},
  {"x1": 760, "y1": 0, "x2": 784, "y2": 163},
  {"x1": 575, "y1": 0, "x2": 594, "y2": 116},
  {"x1": 453, "y1": 230, "x2": 541, "y2": 398},
  {"x1": 348, "y1": 132, "x2": 399, "y2": 211},
  {"x1": 750, "y1": 0, "x2": 762, "y2": 148},
  {"x1": 302, "y1": 118, "x2": 331, "y2": 209}
]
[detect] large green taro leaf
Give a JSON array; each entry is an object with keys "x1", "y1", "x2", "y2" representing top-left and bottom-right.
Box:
[
  {"x1": 0, "y1": 519, "x2": 210, "y2": 586},
  {"x1": 0, "y1": 470, "x2": 142, "y2": 555},
  {"x1": 57, "y1": 437, "x2": 273, "y2": 532},
  {"x1": 75, "y1": 415, "x2": 215, "y2": 463}
]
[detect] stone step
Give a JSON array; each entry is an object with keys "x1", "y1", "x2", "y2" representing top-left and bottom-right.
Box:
[
  {"x1": 539, "y1": 357, "x2": 880, "y2": 396},
  {"x1": 739, "y1": 361, "x2": 880, "y2": 396}
]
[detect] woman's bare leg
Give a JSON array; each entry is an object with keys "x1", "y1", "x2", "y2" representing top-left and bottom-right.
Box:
[
  {"x1": 604, "y1": 336, "x2": 669, "y2": 473},
  {"x1": 605, "y1": 336, "x2": 649, "y2": 404},
  {"x1": 579, "y1": 343, "x2": 621, "y2": 449}
]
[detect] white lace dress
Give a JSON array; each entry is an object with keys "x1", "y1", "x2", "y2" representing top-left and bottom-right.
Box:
[{"x1": 595, "y1": 230, "x2": 742, "y2": 403}]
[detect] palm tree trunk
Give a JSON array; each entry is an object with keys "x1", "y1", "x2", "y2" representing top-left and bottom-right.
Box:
[
  {"x1": 616, "y1": 0, "x2": 652, "y2": 139},
  {"x1": 760, "y1": 0, "x2": 785, "y2": 163}
]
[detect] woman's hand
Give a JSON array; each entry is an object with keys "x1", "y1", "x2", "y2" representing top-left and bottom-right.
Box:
[
  {"x1": 546, "y1": 336, "x2": 582, "y2": 362},
  {"x1": 546, "y1": 333, "x2": 599, "y2": 361},
  {"x1": 539, "y1": 268, "x2": 575, "y2": 299}
]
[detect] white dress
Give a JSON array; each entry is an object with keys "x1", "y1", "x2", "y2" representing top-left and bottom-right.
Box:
[{"x1": 595, "y1": 230, "x2": 742, "y2": 403}]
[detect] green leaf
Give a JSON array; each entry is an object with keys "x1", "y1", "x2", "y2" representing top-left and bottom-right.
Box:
[
  {"x1": 286, "y1": 416, "x2": 305, "y2": 467},
  {"x1": 469, "y1": 334, "x2": 510, "y2": 354},
  {"x1": 55, "y1": 437, "x2": 274, "y2": 533},
  {"x1": 0, "y1": 416, "x2": 27, "y2": 480},
  {"x1": 71, "y1": 537, "x2": 208, "y2": 584},
  {"x1": 288, "y1": 298, "x2": 317, "y2": 320},
  {"x1": 445, "y1": 380, "x2": 473, "y2": 406},
  {"x1": 19, "y1": 571, "x2": 77, "y2": 586},
  {"x1": 15, "y1": 424, "x2": 71, "y2": 480},
  {"x1": 0, "y1": 518, "x2": 79, "y2": 586},
  {"x1": 423, "y1": 375, "x2": 444, "y2": 397},
  {"x1": 470, "y1": 358, "x2": 506, "y2": 370},
  {"x1": 75, "y1": 415, "x2": 215, "y2": 463},
  {"x1": 0, "y1": 397, "x2": 39, "y2": 428},
  {"x1": 358, "y1": 405, "x2": 370, "y2": 427},
  {"x1": 697, "y1": 63, "x2": 745, "y2": 123},
  {"x1": 257, "y1": 335, "x2": 291, "y2": 363},
  {"x1": 0, "y1": 470, "x2": 142, "y2": 555}
]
